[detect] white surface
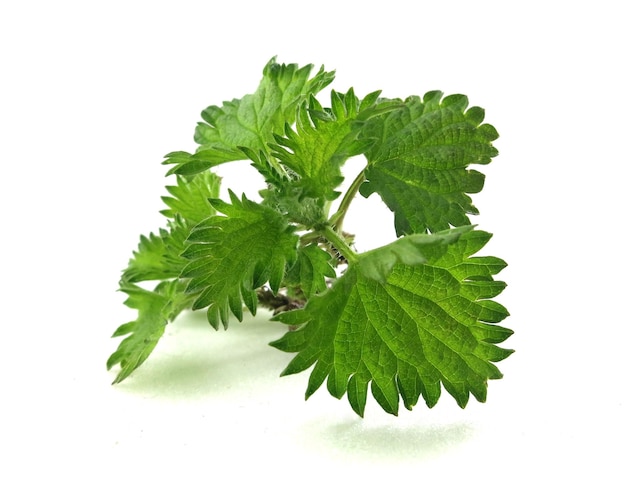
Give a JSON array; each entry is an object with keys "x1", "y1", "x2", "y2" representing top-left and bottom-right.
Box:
[{"x1": 1, "y1": 1, "x2": 624, "y2": 476}]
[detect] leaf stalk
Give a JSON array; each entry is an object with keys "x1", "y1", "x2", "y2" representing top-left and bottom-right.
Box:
[{"x1": 329, "y1": 168, "x2": 366, "y2": 232}]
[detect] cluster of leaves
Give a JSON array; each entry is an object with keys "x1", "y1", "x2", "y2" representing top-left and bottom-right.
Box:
[{"x1": 108, "y1": 57, "x2": 512, "y2": 416}]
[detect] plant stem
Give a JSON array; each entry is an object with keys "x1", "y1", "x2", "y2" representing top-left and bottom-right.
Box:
[
  {"x1": 322, "y1": 225, "x2": 358, "y2": 264},
  {"x1": 329, "y1": 168, "x2": 366, "y2": 233}
]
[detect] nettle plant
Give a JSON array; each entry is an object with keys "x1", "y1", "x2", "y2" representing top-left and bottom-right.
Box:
[{"x1": 108, "y1": 58, "x2": 512, "y2": 417}]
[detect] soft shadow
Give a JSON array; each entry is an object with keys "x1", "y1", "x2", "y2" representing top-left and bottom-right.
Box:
[
  {"x1": 113, "y1": 354, "x2": 230, "y2": 399},
  {"x1": 111, "y1": 310, "x2": 292, "y2": 400},
  {"x1": 307, "y1": 418, "x2": 473, "y2": 461}
]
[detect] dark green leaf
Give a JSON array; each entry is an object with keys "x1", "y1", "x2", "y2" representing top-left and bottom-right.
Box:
[
  {"x1": 181, "y1": 191, "x2": 299, "y2": 329},
  {"x1": 271, "y1": 229, "x2": 512, "y2": 416},
  {"x1": 360, "y1": 91, "x2": 499, "y2": 235}
]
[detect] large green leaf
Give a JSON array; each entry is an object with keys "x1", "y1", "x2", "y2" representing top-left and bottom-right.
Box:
[
  {"x1": 181, "y1": 191, "x2": 299, "y2": 329},
  {"x1": 360, "y1": 91, "x2": 499, "y2": 235},
  {"x1": 271, "y1": 229, "x2": 512, "y2": 416}
]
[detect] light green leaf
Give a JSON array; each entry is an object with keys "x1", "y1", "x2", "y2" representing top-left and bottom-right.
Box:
[
  {"x1": 358, "y1": 226, "x2": 473, "y2": 282},
  {"x1": 360, "y1": 91, "x2": 499, "y2": 235},
  {"x1": 107, "y1": 280, "x2": 192, "y2": 384},
  {"x1": 181, "y1": 191, "x2": 299, "y2": 329},
  {"x1": 160, "y1": 170, "x2": 221, "y2": 224},
  {"x1": 271, "y1": 229, "x2": 512, "y2": 416},
  {"x1": 121, "y1": 217, "x2": 190, "y2": 283},
  {"x1": 163, "y1": 148, "x2": 248, "y2": 176},
  {"x1": 270, "y1": 89, "x2": 384, "y2": 199},
  {"x1": 165, "y1": 58, "x2": 334, "y2": 175},
  {"x1": 124, "y1": 169, "x2": 221, "y2": 283}
]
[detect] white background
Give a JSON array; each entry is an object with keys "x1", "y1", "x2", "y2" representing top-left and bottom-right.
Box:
[{"x1": 1, "y1": 0, "x2": 624, "y2": 476}]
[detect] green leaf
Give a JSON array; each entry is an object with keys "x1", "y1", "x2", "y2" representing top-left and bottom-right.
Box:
[
  {"x1": 124, "y1": 169, "x2": 221, "y2": 283},
  {"x1": 160, "y1": 170, "x2": 221, "y2": 224},
  {"x1": 107, "y1": 280, "x2": 192, "y2": 384},
  {"x1": 360, "y1": 91, "x2": 499, "y2": 235},
  {"x1": 271, "y1": 229, "x2": 512, "y2": 416},
  {"x1": 181, "y1": 191, "x2": 299, "y2": 329},
  {"x1": 270, "y1": 89, "x2": 382, "y2": 200},
  {"x1": 121, "y1": 217, "x2": 190, "y2": 283},
  {"x1": 284, "y1": 244, "x2": 336, "y2": 299},
  {"x1": 358, "y1": 226, "x2": 473, "y2": 282},
  {"x1": 260, "y1": 184, "x2": 327, "y2": 229},
  {"x1": 188, "y1": 58, "x2": 334, "y2": 171},
  {"x1": 163, "y1": 148, "x2": 245, "y2": 176},
  {"x1": 242, "y1": 147, "x2": 291, "y2": 190}
]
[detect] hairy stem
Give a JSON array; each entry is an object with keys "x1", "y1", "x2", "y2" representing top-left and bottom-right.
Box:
[
  {"x1": 329, "y1": 168, "x2": 366, "y2": 233},
  {"x1": 321, "y1": 225, "x2": 358, "y2": 264}
]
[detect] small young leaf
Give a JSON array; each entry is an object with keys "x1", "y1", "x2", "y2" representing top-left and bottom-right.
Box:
[
  {"x1": 269, "y1": 89, "x2": 384, "y2": 200},
  {"x1": 284, "y1": 244, "x2": 336, "y2": 298}
]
